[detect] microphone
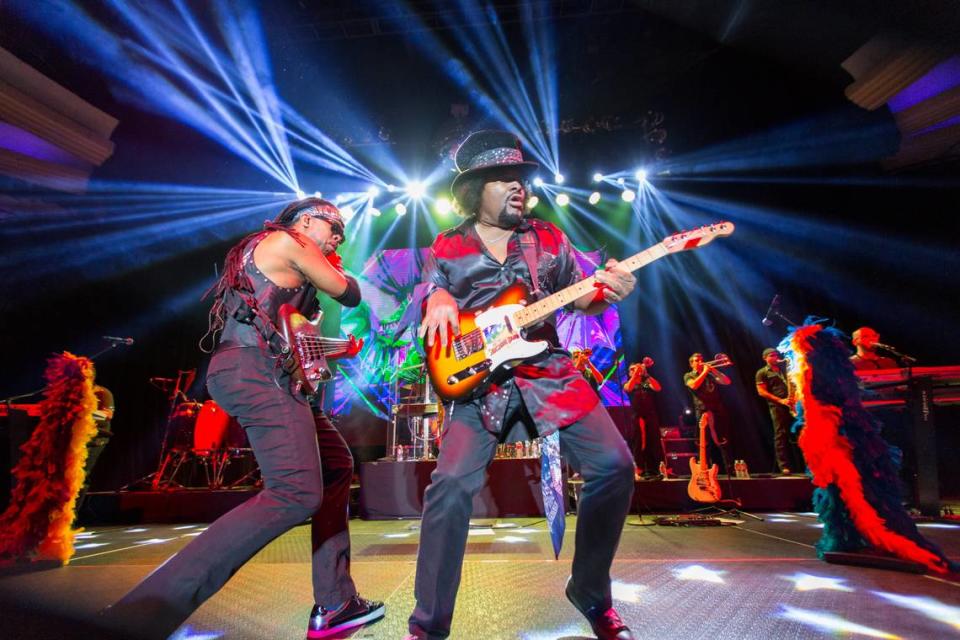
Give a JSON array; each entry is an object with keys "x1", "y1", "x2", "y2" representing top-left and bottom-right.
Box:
[
  {"x1": 103, "y1": 335, "x2": 134, "y2": 345},
  {"x1": 761, "y1": 295, "x2": 781, "y2": 327},
  {"x1": 873, "y1": 342, "x2": 918, "y2": 364}
]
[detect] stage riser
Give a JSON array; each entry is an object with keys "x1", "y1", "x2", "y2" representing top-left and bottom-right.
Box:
[
  {"x1": 360, "y1": 459, "x2": 814, "y2": 519},
  {"x1": 79, "y1": 473, "x2": 814, "y2": 524},
  {"x1": 360, "y1": 458, "x2": 557, "y2": 520}
]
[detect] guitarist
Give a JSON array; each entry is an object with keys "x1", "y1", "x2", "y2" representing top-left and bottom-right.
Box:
[
  {"x1": 684, "y1": 352, "x2": 733, "y2": 476},
  {"x1": 406, "y1": 130, "x2": 638, "y2": 640},
  {"x1": 103, "y1": 198, "x2": 383, "y2": 640}
]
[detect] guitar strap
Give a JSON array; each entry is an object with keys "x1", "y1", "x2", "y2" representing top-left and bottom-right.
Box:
[
  {"x1": 229, "y1": 292, "x2": 298, "y2": 375},
  {"x1": 518, "y1": 229, "x2": 542, "y2": 297}
]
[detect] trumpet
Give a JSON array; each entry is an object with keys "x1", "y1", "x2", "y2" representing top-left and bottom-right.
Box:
[{"x1": 703, "y1": 353, "x2": 733, "y2": 368}]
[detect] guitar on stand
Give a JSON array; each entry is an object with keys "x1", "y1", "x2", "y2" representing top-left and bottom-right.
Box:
[{"x1": 688, "y1": 413, "x2": 722, "y2": 503}]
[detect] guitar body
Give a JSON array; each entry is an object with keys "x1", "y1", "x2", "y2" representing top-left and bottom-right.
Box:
[
  {"x1": 278, "y1": 304, "x2": 332, "y2": 396},
  {"x1": 687, "y1": 414, "x2": 722, "y2": 503},
  {"x1": 425, "y1": 283, "x2": 548, "y2": 402},
  {"x1": 687, "y1": 457, "x2": 722, "y2": 503}
]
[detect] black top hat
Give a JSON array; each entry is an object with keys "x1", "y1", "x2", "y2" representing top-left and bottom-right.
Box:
[{"x1": 451, "y1": 130, "x2": 539, "y2": 193}]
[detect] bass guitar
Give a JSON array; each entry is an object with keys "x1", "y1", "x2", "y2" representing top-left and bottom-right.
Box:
[
  {"x1": 424, "y1": 222, "x2": 735, "y2": 401},
  {"x1": 687, "y1": 413, "x2": 722, "y2": 503},
  {"x1": 278, "y1": 303, "x2": 363, "y2": 396}
]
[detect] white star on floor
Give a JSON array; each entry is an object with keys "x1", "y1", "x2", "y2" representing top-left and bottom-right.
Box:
[
  {"x1": 780, "y1": 605, "x2": 900, "y2": 639},
  {"x1": 611, "y1": 580, "x2": 647, "y2": 603},
  {"x1": 672, "y1": 565, "x2": 726, "y2": 583},
  {"x1": 874, "y1": 592, "x2": 960, "y2": 630},
  {"x1": 783, "y1": 572, "x2": 854, "y2": 592}
]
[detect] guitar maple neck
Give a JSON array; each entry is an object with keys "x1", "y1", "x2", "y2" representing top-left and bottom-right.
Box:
[{"x1": 513, "y1": 243, "x2": 668, "y2": 328}]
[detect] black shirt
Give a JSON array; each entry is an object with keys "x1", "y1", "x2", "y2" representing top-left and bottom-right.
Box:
[
  {"x1": 684, "y1": 370, "x2": 724, "y2": 414},
  {"x1": 755, "y1": 365, "x2": 789, "y2": 407}
]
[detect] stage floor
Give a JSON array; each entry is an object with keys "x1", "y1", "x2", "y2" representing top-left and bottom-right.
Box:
[{"x1": 2, "y1": 513, "x2": 960, "y2": 639}]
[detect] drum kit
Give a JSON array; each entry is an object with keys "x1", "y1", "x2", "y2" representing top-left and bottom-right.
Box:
[{"x1": 137, "y1": 370, "x2": 258, "y2": 490}]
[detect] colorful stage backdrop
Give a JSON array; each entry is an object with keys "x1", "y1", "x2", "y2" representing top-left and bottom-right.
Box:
[{"x1": 329, "y1": 246, "x2": 627, "y2": 422}]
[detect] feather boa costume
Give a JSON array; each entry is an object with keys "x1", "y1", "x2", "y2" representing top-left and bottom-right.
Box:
[
  {"x1": 0, "y1": 352, "x2": 98, "y2": 565},
  {"x1": 780, "y1": 322, "x2": 956, "y2": 574}
]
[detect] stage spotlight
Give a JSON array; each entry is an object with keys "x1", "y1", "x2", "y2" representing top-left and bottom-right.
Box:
[
  {"x1": 334, "y1": 194, "x2": 343, "y2": 204},
  {"x1": 406, "y1": 181, "x2": 426, "y2": 199},
  {"x1": 435, "y1": 197, "x2": 452, "y2": 215},
  {"x1": 369, "y1": 207, "x2": 382, "y2": 217},
  {"x1": 555, "y1": 193, "x2": 570, "y2": 206},
  {"x1": 616, "y1": 177, "x2": 625, "y2": 186},
  {"x1": 533, "y1": 176, "x2": 544, "y2": 188},
  {"x1": 554, "y1": 173, "x2": 565, "y2": 185},
  {"x1": 341, "y1": 206, "x2": 355, "y2": 221},
  {"x1": 527, "y1": 195, "x2": 539, "y2": 209},
  {"x1": 395, "y1": 203, "x2": 407, "y2": 216},
  {"x1": 313, "y1": 191, "x2": 322, "y2": 198},
  {"x1": 589, "y1": 191, "x2": 601, "y2": 205},
  {"x1": 367, "y1": 186, "x2": 380, "y2": 199},
  {"x1": 635, "y1": 169, "x2": 648, "y2": 183},
  {"x1": 295, "y1": 189, "x2": 306, "y2": 199},
  {"x1": 621, "y1": 189, "x2": 636, "y2": 203},
  {"x1": 592, "y1": 172, "x2": 603, "y2": 183},
  {"x1": 386, "y1": 184, "x2": 397, "y2": 193}
]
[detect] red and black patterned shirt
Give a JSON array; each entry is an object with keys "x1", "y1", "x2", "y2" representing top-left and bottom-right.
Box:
[{"x1": 418, "y1": 217, "x2": 600, "y2": 436}]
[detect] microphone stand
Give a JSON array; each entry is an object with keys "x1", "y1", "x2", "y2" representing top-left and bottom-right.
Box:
[{"x1": 765, "y1": 309, "x2": 800, "y2": 328}]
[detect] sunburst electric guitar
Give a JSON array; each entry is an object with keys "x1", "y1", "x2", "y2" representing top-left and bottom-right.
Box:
[
  {"x1": 278, "y1": 304, "x2": 363, "y2": 396},
  {"x1": 688, "y1": 414, "x2": 722, "y2": 503},
  {"x1": 424, "y1": 222, "x2": 735, "y2": 402}
]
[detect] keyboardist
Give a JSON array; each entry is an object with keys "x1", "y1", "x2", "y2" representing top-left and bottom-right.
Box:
[{"x1": 850, "y1": 327, "x2": 899, "y2": 371}]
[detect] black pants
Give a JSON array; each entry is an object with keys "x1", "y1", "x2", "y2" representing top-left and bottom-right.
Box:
[
  {"x1": 695, "y1": 408, "x2": 732, "y2": 475},
  {"x1": 408, "y1": 387, "x2": 635, "y2": 639},
  {"x1": 769, "y1": 404, "x2": 801, "y2": 472},
  {"x1": 105, "y1": 347, "x2": 355, "y2": 639},
  {"x1": 631, "y1": 405, "x2": 662, "y2": 475}
]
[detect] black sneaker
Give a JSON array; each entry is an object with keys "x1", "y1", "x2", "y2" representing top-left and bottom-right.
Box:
[
  {"x1": 565, "y1": 578, "x2": 635, "y2": 640},
  {"x1": 306, "y1": 595, "x2": 385, "y2": 638}
]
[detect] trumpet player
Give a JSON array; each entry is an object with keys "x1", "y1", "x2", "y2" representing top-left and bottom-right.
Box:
[
  {"x1": 684, "y1": 352, "x2": 732, "y2": 475},
  {"x1": 755, "y1": 348, "x2": 802, "y2": 475}
]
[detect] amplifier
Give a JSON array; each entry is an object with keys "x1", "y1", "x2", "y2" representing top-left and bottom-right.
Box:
[{"x1": 663, "y1": 452, "x2": 695, "y2": 478}]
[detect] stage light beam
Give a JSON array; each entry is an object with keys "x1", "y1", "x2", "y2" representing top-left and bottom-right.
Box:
[
  {"x1": 406, "y1": 181, "x2": 426, "y2": 199},
  {"x1": 592, "y1": 172, "x2": 604, "y2": 183},
  {"x1": 527, "y1": 195, "x2": 539, "y2": 209},
  {"x1": 395, "y1": 203, "x2": 407, "y2": 216},
  {"x1": 555, "y1": 193, "x2": 570, "y2": 206},
  {"x1": 621, "y1": 189, "x2": 636, "y2": 203},
  {"x1": 589, "y1": 192, "x2": 601, "y2": 205}
]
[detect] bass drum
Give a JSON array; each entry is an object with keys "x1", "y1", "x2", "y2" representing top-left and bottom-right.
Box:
[{"x1": 193, "y1": 400, "x2": 246, "y2": 453}]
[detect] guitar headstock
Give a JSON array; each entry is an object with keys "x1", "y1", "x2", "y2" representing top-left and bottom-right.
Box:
[{"x1": 662, "y1": 222, "x2": 735, "y2": 254}]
